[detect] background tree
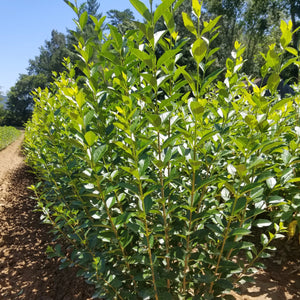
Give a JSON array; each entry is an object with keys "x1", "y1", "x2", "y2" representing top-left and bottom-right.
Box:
[
  {"x1": 202, "y1": 0, "x2": 245, "y2": 72},
  {"x1": 86, "y1": 0, "x2": 100, "y2": 16},
  {"x1": 4, "y1": 0, "x2": 103, "y2": 127},
  {"x1": 28, "y1": 30, "x2": 74, "y2": 81},
  {"x1": 287, "y1": 0, "x2": 300, "y2": 49},
  {"x1": 107, "y1": 9, "x2": 136, "y2": 34},
  {"x1": 284, "y1": 0, "x2": 300, "y2": 81},
  {"x1": 0, "y1": 88, "x2": 7, "y2": 126},
  {"x1": 5, "y1": 74, "x2": 47, "y2": 126},
  {"x1": 240, "y1": 0, "x2": 288, "y2": 75}
]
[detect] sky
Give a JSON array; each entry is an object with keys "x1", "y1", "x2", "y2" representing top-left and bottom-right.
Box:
[{"x1": 0, "y1": 0, "x2": 160, "y2": 95}]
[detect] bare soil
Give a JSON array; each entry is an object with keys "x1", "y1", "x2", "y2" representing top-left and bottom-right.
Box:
[{"x1": 0, "y1": 134, "x2": 299, "y2": 299}]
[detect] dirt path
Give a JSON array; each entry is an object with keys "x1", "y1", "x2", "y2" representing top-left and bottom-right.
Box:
[
  {"x1": 0, "y1": 134, "x2": 299, "y2": 299},
  {"x1": 0, "y1": 134, "x2": 94, "y2": 299}
]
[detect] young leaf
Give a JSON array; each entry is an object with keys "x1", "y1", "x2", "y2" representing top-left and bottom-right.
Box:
[
  {"x1": 280, "y1": 20, "x2": 292, "y2": 49},
  {"x1": 157, "y1": 49, "x2": 181, "y2": 69},
  {"x1": 192, "y1": 0, "x2": 202, "y2": 18},
  {"x1": 192, "y1": 38, "x2": 207, "y2": 64},
  {"x1": 190, "y1": 101, "x2": 205, "y2": 119},
  {"x1": 64, "y1": 0, "x2": 79, "y2": 15},
  {"x1": 130, "y1": 0, "x2": 152, "y2": 22},
  {"x1": 79, "y1": 11, "x2": 88, "y2": 31},
  {"x1": 266, "y1": 47, "x2": 280, "y2": 68},
  {"x1": 153, "y1": 0, "x2": 175, "y2": 25},
  {"x1": 85, "y1": 131, "x2": 97, "y2": 146},
  {"x1": 131, "y1": 48, "x2": 153, "y2": 68},
  {"x1": 146, "y1": 114, "x2": 161, "y2": 127},
  {"x1": 108, "y1": 25, "x2": 123, "y2": 50},
  {"x1": 201, "y1": 16, "x2": 221, "y2": 36},
  {"x1": 76, "y1": 90, "x2": 85, "y2": 108},
  {"x1": 267, "y1": 73, "x2": 280, "y2": 94},
  {"x1": 182, "y1": 12, "x2": 197, "y2": 36},
  {"x1": 174, "y1": 0, "x2": 186, "y2": 10},
  {"x1": 92, "y1": 145, "x2": 108, "y2": 162},
  {"x1": 285, "y1": 46, "x2": 298, "y2": 57},
  {"x1": 230, "y1": 228, "x2": 251, "y2": 237}
]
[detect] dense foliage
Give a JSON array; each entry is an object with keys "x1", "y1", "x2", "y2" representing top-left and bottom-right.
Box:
[
  {"x1": 4, "y1": 0, "x2": 299, "y2": 126},
  {"x1": 24, "y1": 0, "x2": 299, "y2": 299},
  {"x1": 0, "y1": 126, "x2": 21, "y2": 150},
  {"x1": 4, "y1": 74, "x2": 48, "y2": 126}
]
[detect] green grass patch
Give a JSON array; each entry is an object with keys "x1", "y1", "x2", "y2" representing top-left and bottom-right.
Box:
[{"x1": 0, "y1": 126, "x2": 21, "y2": 151}]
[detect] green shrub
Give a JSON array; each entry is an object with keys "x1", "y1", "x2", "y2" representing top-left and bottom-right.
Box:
[
  {"x1": 24, "y1": 1, "x2": 300, "y2": 299},
  {"x1": 0, "y1": 126, "x2": 21, "y2": 150}
]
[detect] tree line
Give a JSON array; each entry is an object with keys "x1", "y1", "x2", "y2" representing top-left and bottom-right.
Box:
[{"x1": 1, "y1": 0, "x2": 299, "y2": 126}]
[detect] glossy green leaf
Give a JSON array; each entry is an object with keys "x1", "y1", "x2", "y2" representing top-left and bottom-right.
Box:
[
  {"x1": 266, "y1": 177, "x2": 276, "y2": 189},
  {"x1": 266, "y1": 47, "x2": 280, "y2": 68},
  {"x1": 85, "y1": 131, "x2": 97, "y2": 146},
  {"x1": 192, "y1": 0, "x2": 202, "y2": 18},
  {"x1": 163, "y1": 10, "x2": 175, "y2": 33},
  {"x1": 267, "y1": 73, "x2": 280, "y2": 94},
  {"x1": 92, "y1": 145, "x2": 108, "y2": 162},
  {"x1": 173, "y1": 0, "x2": 185, "y2": 10},
  {"x1": 285, "y1": 46, "x2": 298, "y2": 56},
  {"x1": 157, "y1": 49, "x2": 181, "y2": 69},
  {"x1": 230, "y1": 228, "x2": 251, "y2": 237},
  {"x1": 130, "y1": 0, "x2": 151, "y2": 22},
  {"x1": 182, "y1": 12, "x2": 197, "y2": 36},
  {"x1": 179, "y1": 66, "x2": 196, "y2": 91},
  {"x1": 255, "y1": 219, "x2": 272, "y2": 228},
  {"x1": 114, "y1": 141, "x2": 133, "y2": 156},
  {"x1": 280, "y1": 20, "x2": 292, "y2": 49},
  {"x1": 146, "y1": 114, "x2": 161, "y2": 127},
  {"x1": 64, "y1": 0, "x2": 79, "y2": 15},
  {"x1": 153, "y1": 0, "x2": 175, "y2": 25},
  {"x1": 76, "y1": 90, "x2": 85, "y2": 108},
  {"x1": 233, "y1": 197, "x2": 247, "y2": 215},
  {"x1": 190, "y1": 101, "x2": 205, "y2": 118},
  {"x1": 192, "y1": 38, "x2": 207, "y2": 64},
  {"x1": 260, "y1": 233, "x2": 269, "y2": 246},
  {"x1": 79, "y1": 11, "x2": 88, "y2": 30},
  {"x1": 154, "y1": 30, "x2": 166, "y2": 48},
  {"x1": 131, "y1": 48, "x2": 153, "y2": 68},
  {"x1": 201, "y1": 16, "x2": 222, "y2": 35},
  {"x1": 108, "y1": 24, "x2": 123, "y2": 50},
  {"x1": 144, "y1": 196, "x2": 153, "y2": 214}
]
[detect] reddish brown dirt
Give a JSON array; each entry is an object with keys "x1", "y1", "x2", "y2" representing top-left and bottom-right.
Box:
[{"x1": 0, "y1": 134, "x2": 299, "y2": 299}]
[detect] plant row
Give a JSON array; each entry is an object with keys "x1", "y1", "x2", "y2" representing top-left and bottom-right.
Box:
[
  {"x1": 0, "y1": 126, "x2": 21, "y2": 151},
  {"x1": 24, "y1": 0, "x2": 300, "y2": 299}
]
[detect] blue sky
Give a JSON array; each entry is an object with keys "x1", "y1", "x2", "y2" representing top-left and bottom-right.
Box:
[{"x1": 0, "y1": 0, "x2": 160, "y2": 95}]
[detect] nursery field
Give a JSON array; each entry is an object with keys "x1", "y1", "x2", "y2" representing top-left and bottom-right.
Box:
[
  {"x1": 2, "y1": 0, "x2": 300, "y2": 298},
  {"x1": 0, "y1": 136, "x2": 299, "y2": 299}
]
